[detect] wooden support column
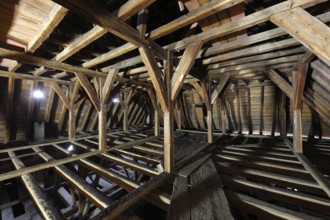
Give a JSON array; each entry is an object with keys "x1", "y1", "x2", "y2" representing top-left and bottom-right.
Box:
[
  {"x1": 5, "y1": 77, "x2": 15, "y2": 143},
  {"x1": 292, "y1": 71, "x2": 302, "y2": 153},
  {"x1": 98, "y1": 103, "x2": 107, "y2": 151},
  {"x1": 68, "y1": 82, "x2": 80, "y2": 140},
  {"x1": 219, "y1": 95, "x2": 227, "y2": 134},
  {"x1": 245, "y1": 81, "x2": 253, "y2": 135},
  {"x1": 271, "y1": 87, "x2": 278, "y2": 137},
  {"x1": 164, "y1": 52, "x2": 174, "y2": 173},
  {"x1": 100, "y1": 69, "x2": 118, "y2": 151},
  {"x1": 279, "y1": 91, "x2": 287, "y2": 138},
  {"x1": 207, "y1": 109, "x2": 213, "y2": 143},
  {"x1": 68, "y1": 103, "x2": 76, "y2": 140},
  {"x1": 25, "y1": 80, "x2": 38, "y2": 139},
  {"x1": 123, "y1": 92, "x2": 129, "y2": 131},
  {"x1": 205, "y1": 81, "x2": 213, "y2": 143},
  {"x1": 236, "y1": 81, "x2": 242, "y2": 134},
  {"x1": 259, "y1": 81, "x2": 264, "y2": 135},
  {"x1": 292, "y1": 52, "x2": 314, "y2": 153},
  {"x1": 147, "y1": 89, "x2": 159, "y2": 136},
  {"x1": 155, "y1": 108, "x2": 160, "y2": 136},
  {"x1": 175, "y1": 101, "x2": 182, "y2": 130}
]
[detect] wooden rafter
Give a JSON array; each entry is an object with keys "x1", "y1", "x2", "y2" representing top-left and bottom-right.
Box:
[
  {"x1": 34, "y1": 0, "x2": 153, "y2": 76},
  {"x1": 167, "y1": 0, "x2": 326, "y2": 51},
  {"x1": 202, "y1": 11, "x2": 330, "y2": 58},
  {"x1": 52, "y1": 0, "x2": 166, "y2": 59},
  {"x1": 271, "y1": 7, "x2": 330, "y2": 66},
  {"x1": 86, "y1": 0, "x2": 243, "y2": 70},
  {"x1": 9, "y1": 5, "x2": 68, "y2": 72}
]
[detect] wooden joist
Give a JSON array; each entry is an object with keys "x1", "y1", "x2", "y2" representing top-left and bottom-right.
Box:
[
  {"x1": 34, "y1": 147, "x2": 112, "y2": 210},
  {"x1": 97, "y1": 172, "x2": 169, "y2": 219},
  {"x1": 8, "y1": 151, "x2": 63, "y2": 220},
  {"x1": 101, "y1": 153, "x2": 160, "y2": 177},
  {"x1": 225, "y1": 191, "x2": 322, "y2": 220},
  {"x1": 284, "y1": 138, "x2": 330, "y2": 198},
  {"x1": 221, "y1": 175, "x2": 330, "y2": 214},
  {"x1": 79, "y1": 158, "x2": 170, "y2": 211}
]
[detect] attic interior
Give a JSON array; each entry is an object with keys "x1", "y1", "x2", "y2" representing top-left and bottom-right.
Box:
[{"x1": 0, "y1": 0, "x2": 330, "y2": 219}]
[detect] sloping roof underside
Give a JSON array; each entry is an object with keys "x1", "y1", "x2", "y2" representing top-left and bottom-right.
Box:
[{"x1": 0, "y1": 0, "x2": 329, "y2": 143}]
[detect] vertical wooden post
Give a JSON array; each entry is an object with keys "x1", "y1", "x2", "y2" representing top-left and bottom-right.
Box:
[
  {"x1": 279, "y1": 91, "x2": 287, "y2": 138},
  {"x1": 155, "y1": 107, "x2": 160, "y2": 136},
  {"x1": 99, "y1": 103, "x2": 107, "y2": 151},
  {"x1": 236, "y1": 81, "x2": 242, "y2": 134},
  {"x1": 245, "y1": 82, "x2": 252, "y2": 135},
  {"x1": 68, "y1": 81, "x2": 80, "y2": 141},
  {"x1": 271, "y1": 87, "x2": 278, "y2": 137},
  {"x1": 98, "y1": 77, "x2": 106, "y2": 151},
  {"x1": 5, "y1": 77, "x2": 15, "y2": 143},
  {"x1": 123, "y1": 92, "x2": 128, "y2": 131},
  {"x1": 164, "y1": 51, "x2": 174, "y2": 173},
  {"x1": 207, "y1": 109, "x2": 213, "y2": 143},
  {"x1": 219, "y1": 96, "x2": 226, "y2": 135},
  {"x1": 207, "y1": 80, "x2": 213, "y2": 143},
  {"x1": 68, "y1": 103, "x2": 76, "y2": 141},
  {"x1": 175, "y1": 101, "x2": 182, "y2": 130},
  {"x1": 177, "y1": 109, "x2": 182, "y2": 130},
  {"x1": 259, "y1": 82, "x2": 264, "y2": 135},
  {"x1": 293, "y1": 71, "x2": 303, "y2": 153}
]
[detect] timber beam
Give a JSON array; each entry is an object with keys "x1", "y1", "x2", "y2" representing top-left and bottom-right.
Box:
[
  {"x1": 271, "y1": 7, "x2": 330, "y2": 66},
  {"x1": 52, "y1": 0, "x2": 166, "y2": 59},
  {"x1": 8, "y1": 151, "x2": 63, "y2": 220}
]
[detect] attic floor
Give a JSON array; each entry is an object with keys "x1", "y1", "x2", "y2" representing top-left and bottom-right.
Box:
[
  {"x1": 169, "y1": 135, "x2": 330, "y2": 219},
  {"x1": 1, "y1": 130, "x2": 330, "y2": 219}
]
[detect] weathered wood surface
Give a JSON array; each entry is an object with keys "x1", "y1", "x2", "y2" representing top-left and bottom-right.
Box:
[{"x1": 168, "y1": 157, "x2": 233, "y2": 220}]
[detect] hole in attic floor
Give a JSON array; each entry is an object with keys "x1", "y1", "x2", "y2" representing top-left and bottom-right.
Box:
[
  {"x1": 129, "y1": 200, "x2": 167, "y2": 220},
  {"x1": 12, "y1": 203, "x2": 25, "y2": 218}
]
